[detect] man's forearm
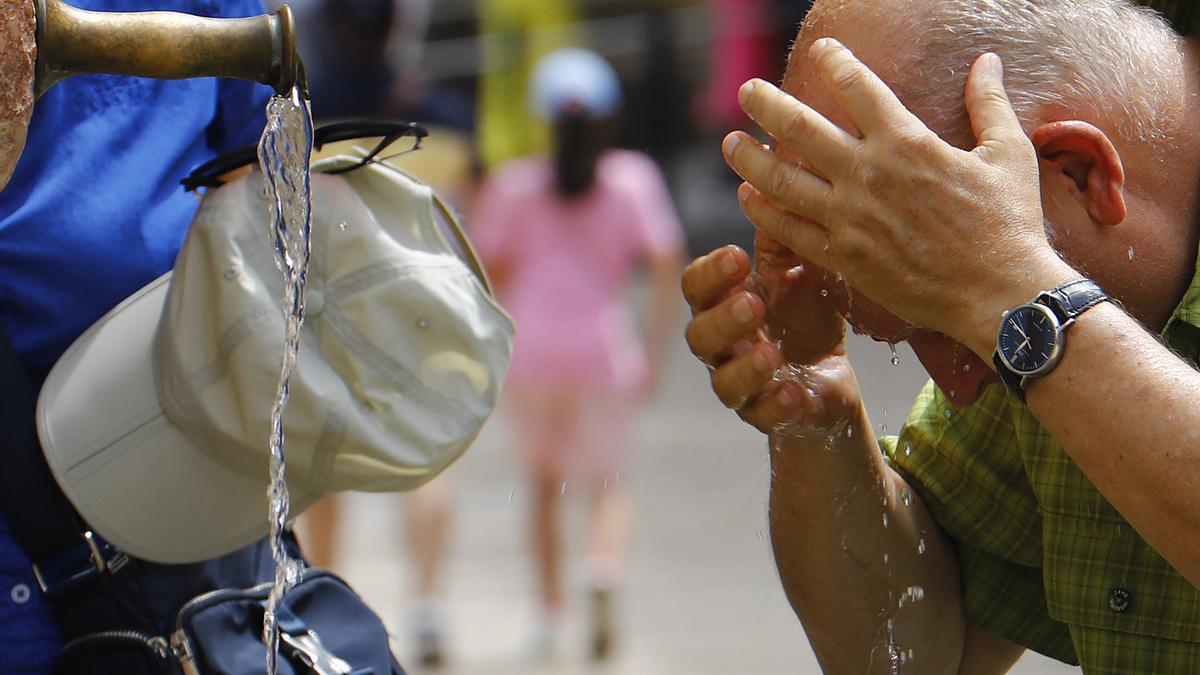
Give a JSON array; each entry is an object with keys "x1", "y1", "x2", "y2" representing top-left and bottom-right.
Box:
[
  {"x1": 767, "y1": 404, "x2": 966, "y2": 674},
  {"x1": 1022, "y1": 301, "x2": 1200, "y2": 588}
]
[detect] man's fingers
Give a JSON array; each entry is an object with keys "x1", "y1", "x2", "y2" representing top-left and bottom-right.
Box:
[
  {"x1": 711, "y1": 342, "x2": 783, "y2": 410},
  {"x1": 738, "y1": 379, "x2": 810, "y2": 434},
  {"x1": 809, "y1": 38, "x2": 921, "y2": 137},
  {"x1": 684, "y1": 290, "x2": 765, "y2": 365},
  {"x1": 681, "y1": 245, "x2": 751, "y2": 311},
  {"x1": 736, "y1": 78, "x2": 856, "y2": 179},
  {"x1": 737, "y1": 183, "x2": 835, "y2": 271},
  {"x1": 965, "y1": 53, "x2": 1031, "y2": 164},
  {"x1": 724, "y1": 132, "x2": 832, "y2": 225}
]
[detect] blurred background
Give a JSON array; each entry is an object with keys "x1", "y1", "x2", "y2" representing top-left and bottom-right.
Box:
[{"x1": 265, "y1": 0, "x2": 1081, "y2": 672}]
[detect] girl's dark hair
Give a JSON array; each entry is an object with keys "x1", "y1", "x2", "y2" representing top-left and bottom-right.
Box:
[{"x1": 553, "y1": 110, "x2": 614, "y2": 197}]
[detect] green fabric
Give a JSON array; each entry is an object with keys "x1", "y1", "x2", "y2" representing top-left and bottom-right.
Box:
[
  {"x1": 1137, "y1": 0, "x2": 1200, "y2": 36},
  {"x1": 883, "y1": 272, "x2": 1200, "y2": 671}
]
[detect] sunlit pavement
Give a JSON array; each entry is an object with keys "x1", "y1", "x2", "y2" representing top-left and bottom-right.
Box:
[{"x1": 323, "y1": 302, "x2": 1080, "y2": 674}]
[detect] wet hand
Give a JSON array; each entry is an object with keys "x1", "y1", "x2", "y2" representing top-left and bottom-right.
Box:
[
  {"x1": 683, "y1": 244, "x2": 860, "y2": 435},
  {"x1": 723, "y1": 40, "x2": 1076, "y2": 357}
]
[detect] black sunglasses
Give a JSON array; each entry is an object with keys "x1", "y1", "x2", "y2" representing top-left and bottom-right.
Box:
[{"x1": 181, "y1": 119, "x2": 429, "y2": 191}]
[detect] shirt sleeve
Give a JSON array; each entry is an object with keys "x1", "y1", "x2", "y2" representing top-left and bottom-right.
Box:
[
  {"x1": 469, "y1": 168, "x2": 521, "y2": 269},
  {"x1": 619, "y1": 153, "x2": 685, "y2": 259},
  {"x1": 882, "y1": 383, "x2": 1078, "y2": 664}
]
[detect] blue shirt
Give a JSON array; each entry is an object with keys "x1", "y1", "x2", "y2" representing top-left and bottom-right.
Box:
[{"x1": 0, "y1": 1, "x2": 271, "y2": 670}]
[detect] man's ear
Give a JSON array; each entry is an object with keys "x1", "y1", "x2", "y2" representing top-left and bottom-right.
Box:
[{"x1": 1030, "y1": 121, "x2": 1126, "y2": 226}]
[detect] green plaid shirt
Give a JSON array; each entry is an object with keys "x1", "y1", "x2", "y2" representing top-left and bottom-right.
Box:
[{"x1": 883, "y1": 262, "x2": 1200, "y2": 673}]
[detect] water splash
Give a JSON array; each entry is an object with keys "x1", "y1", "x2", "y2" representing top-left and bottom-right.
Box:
[
  {"x1": 257, "y1": 87, "x2": 314, "y2": 675},
  {"x1": 898, "y1": 585, "x2": 926, "y2": 608}
]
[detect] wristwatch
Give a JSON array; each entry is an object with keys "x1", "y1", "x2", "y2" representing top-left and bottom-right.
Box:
[{"x1": 992, "y1": 279, "x2": 1110, "y2": 402}]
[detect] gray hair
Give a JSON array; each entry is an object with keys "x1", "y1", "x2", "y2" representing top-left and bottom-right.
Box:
[{"x1": 897, "y1": 0, "x2": 1188, "y2": 147}]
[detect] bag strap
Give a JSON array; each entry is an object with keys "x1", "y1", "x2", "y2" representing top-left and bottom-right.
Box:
[
  {"x1": 0, "y1": 321, "x2": 84, "y2": 561},
  {"x1": 0, "y1": 320, "x2": 140, "y2": 637}
]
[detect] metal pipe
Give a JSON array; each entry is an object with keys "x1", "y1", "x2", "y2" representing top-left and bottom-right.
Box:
[{"x1": 33, "y1": 0, "x2": 302, "y2": 98}]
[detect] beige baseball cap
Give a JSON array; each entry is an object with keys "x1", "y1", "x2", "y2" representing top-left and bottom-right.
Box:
[{"x1": 35, "y1": 157, "x2": 513, "y2": 564}]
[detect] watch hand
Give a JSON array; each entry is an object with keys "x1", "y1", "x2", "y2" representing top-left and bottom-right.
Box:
[
  {"x1": 1016, "y1": 338, "x2": 1031, "y2": 354},
  {"x1": 1014, "y1": 323, "x2": 1029, "y2": 340}
]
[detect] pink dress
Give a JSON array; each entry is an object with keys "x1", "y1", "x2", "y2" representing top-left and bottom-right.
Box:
[
  {"x1": 472, "y1": 150, "x2": 684, "y2": 477},
  {"x1": 472, "y1": 149, "x2": 684, "y2": 395}
]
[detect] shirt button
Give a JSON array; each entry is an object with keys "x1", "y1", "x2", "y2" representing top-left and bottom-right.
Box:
[
  {"x1": 1109, "y1": 587, "x2": 1132, "y2": 613},
  {"x1": 10, "y1": 584, "x2": 31, "y2": 604}
]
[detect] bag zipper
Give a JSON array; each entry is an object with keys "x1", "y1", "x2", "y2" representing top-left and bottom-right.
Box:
[
  {"x1": 59, "y1": 630, "x2": 172, "y2": 666},
  {"x1": 170, "y1": 568, "x2": 340, "y2": 672}
]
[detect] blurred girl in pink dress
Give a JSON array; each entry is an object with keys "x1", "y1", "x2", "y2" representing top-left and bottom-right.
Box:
[{"x1": 471, "y1": 48, "x2": 685, "y2": 661}]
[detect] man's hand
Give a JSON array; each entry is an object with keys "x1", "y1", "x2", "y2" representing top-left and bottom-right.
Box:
[
  {"x1": 722, "y1": 39, "x2": 1077, "y2": 358},
  {"x1": 682, "y1": 237, "x2": 860, "y2": 436}
]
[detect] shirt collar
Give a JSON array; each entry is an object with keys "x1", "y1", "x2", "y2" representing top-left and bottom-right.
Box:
[{"x1": 1161, "y1": 248, "x2": 1200, "y2": 354}]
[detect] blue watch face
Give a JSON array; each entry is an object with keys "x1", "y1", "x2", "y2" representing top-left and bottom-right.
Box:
[{"x1": 998, "y1": 304, "x2": 1061, "y2": 375}]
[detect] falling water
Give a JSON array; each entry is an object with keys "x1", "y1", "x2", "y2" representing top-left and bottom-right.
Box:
[{"x1": 256, "y1": 87, "x2": 314, "y2": 675}]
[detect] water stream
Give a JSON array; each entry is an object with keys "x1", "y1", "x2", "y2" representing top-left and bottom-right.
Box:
[{"x1": 256, "y1": 86, "x2": 314, "y2": 675}]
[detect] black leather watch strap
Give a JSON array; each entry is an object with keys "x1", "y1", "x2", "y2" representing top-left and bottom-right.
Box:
[
  {"x1": 1038, "y1": 279, "x2": 1109, "y2": 325},
  {"x1": 993, "y1": 278, "x2": 1109, "y2": 403}
]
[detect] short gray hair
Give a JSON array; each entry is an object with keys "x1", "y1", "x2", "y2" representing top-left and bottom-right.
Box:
[{"x1": 898, "y1": 0, "x2": 1187, "y2": 147}]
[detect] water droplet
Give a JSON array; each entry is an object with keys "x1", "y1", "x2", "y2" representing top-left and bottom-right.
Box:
[
  {"x1": 615, "y1": 471, "x2": 621, "y2": 484},
  {"x1": 756, "y1": 529, "x2": 766, "y2": 541},
  {"x1": 944, "y1": 409, "x2": 952, "y2": 421},
  {"x1": 338, "y1": 221, "x2": 348, "y2": 232},
  {"x1": 883, "y1": 552, "x2": 889, "y2": 564},
  {"x1": 508, "y1": 488, "x2": 515, "y2": 503},
  {"x1": 882, "y1": 513, "x2": 890, "y2": 528},
  {"x1": 918, "y1": 538, "x2": 926, "y2": 555},
  {"x1": 417, "y1": 318, "x2": 430, "y2": 330},
  {"x1": 561, "y1": 481, "x2": 567, "y2": 495},
  {"x1": 963, "y1": 363, "x2": 971, "y2": 373},
  {"x1": 603, "y1": 476, "x2": 609, "y2": 489},
  {"x1": 901, "y1": 488, "x2": 911, "y2": 507},
  {"x1": 820, "y1": 289, "x2": 830, "y2": 297},
  {"x1": 904, "y1": 443, "x2": 913, "y2": 457},
  {"x1": 889, "y1": 343, "x2": 900, "y2": 366},
  {"x1": 223, "y1": 267, "x2": 239, "y2": 281},
  {"x1": 949, "y1": 389, "x2": 956, "y2": 398},
  {"x1": 847, "y1": 426, "x2": 854, "y2": 438},
  {"x1": 880, "y1": 422, "x2": 888, "y2": 434},
  {"x1": 1128, "y1": 246, "x2": 1135, "y2": 260}
]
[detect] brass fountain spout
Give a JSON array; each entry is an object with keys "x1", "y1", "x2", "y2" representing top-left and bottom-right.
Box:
[
  {"x1": 34, "y1": 0, "x2": 304, "y2": 97},
  {"x1": 0, "y1": 0, "x2": 304, "y2": 188}
]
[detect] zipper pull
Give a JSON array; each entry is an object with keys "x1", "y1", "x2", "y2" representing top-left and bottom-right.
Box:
[{"x1": 171, "y1": 629, "x2": 200, "y2": 675}]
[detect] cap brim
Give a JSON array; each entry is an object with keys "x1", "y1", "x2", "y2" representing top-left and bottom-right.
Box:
[{"x1": 36, "y1": 274, "x2": 315, "y2": 564}]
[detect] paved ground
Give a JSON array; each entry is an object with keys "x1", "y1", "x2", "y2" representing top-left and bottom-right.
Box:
[{"x1": 306, "y1": 297, "x2": 1081, "y2": 675}]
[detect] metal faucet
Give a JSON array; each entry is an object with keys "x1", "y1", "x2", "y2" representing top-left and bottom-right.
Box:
[{"x1": 34, "y1": 0, "x2": 304, "y2": 98}]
